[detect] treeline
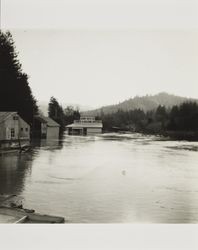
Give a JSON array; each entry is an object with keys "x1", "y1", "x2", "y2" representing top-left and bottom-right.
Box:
[
  {"x1": 98, "y1": 102, "x2": 198, "y2": 135},
  {"x1": 48, "y1": 96, "x2": 80, "y2": 134},
  {"x1": 0, "y1": 31, "x2": 38, "y2": 124}
]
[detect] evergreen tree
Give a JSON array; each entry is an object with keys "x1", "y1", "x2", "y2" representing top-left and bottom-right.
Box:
[
  {"x1": 155, "y1": 105, "x2": 167, "y2": 122},
  {"x1": 168, "y1": 102, "x2": 198, "y2": 131},
  {"x1": 0, "y1": 31, "x2": 38, "y2": 124},
  {"x1": 48, "y1": 96, "x2": 65, "y2": 133}
]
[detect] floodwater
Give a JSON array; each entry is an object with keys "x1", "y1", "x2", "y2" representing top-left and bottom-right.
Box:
[{"x1": 1, "y1": 133, "x2": 198, "y2": 223}]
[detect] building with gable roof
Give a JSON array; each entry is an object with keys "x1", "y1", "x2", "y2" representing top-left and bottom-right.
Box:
[
  {"x1": 0, "y1": 112, "x2": 30, "y2": 149},
  {"x1": 34, "y1": 115, "x2": 60, "y2": 139}
]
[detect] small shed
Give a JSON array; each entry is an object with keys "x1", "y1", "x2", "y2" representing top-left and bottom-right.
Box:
[
  {"x1": 44, "y1": 117, "x2": 60, "y2": 139},
  {"x1": 0, "y1": 112, "x2": 30, "y2": 149},
  {"x1": 66, "y1": 116, "x2": 103, "y2": 135},
  {"x1": 34, "y1": 115, "x2": 60, "y2": 139}
]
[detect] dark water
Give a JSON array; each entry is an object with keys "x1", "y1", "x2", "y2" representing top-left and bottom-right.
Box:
[{"x1": 1, "y1": 133, "x2": 198, "y2": 223}]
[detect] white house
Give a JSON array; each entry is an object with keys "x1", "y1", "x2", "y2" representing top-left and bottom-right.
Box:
[
  {"x1": 66, "y1": 116, "x2": 103, "y2": 135},
  {"x1": 0, "y1": 112, "x2": 30, "y2": 149}
]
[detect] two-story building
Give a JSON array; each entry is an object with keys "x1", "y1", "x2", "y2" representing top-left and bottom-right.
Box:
[
  {"x1": 0, "y1": 112, "x2": 30, "y2": 149},
  {"x1": 66, "y1": 116, "x2": 103, "y2": 135}
]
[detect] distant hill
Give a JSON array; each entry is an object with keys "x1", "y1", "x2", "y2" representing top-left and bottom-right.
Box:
[{"x1": 83, "y1": 92, "x2": 198, "y2": 116}]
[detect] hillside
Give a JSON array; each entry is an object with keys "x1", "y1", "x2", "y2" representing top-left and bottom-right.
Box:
[{"x1": 83, "y1": 92, "x2": 198, "y2": 116}]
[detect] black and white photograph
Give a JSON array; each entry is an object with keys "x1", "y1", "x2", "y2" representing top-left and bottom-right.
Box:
[{"x1": 1, "y1": 0, "x2": 198, "y2": 249}]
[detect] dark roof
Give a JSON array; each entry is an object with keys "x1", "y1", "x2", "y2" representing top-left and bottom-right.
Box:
[
  {"x1": 0, "y1": 112, "x2": 17, "y2": 123},
  {"x1": 34, "y1": 115, "x2": 60, "y2": 127},
  {"x1": 44, "y1": 117, "x2": 60, "y2": 127}
]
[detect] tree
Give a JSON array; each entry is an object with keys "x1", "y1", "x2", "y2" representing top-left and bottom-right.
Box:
[
  {"x1": 48, "y1": 96, "x2": 65, "y2": 133},
  {"x1": 166, "y1": 102, "x2": 198, "y2": 131},
  {"x1": 155, "y1": 105, "x2": 167, "y2": 122},
  {"x1": 167, "y1": 105, "x2": 179, "y2": 130},
  {"x1": 0, "y1": 31, "x2": 38, "y2": 125},
  {"x1": 64, "y1": 106, "x2": 80, "y2": 125}
]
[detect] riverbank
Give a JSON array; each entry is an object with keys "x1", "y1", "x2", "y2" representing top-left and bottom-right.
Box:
[
  {"x1": 142, "y1": 130, "x2": 198, "y2": 141},
  {"x1": 161, "y1": 131, "x2": 198, "y2": 141},
  {"x1": 104, "y1": 129, "x2": 198, "y2": 141}
]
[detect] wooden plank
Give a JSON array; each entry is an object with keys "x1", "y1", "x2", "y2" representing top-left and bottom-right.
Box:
[
  {"x1": 0, "y1": 207, "x2": 65, "y2": 223},
  {"x1": 15, "y1": 216, "x2": 28, "y2": 224}
]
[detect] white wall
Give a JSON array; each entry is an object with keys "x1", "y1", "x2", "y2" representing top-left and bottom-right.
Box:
[
  {"x1": 87, "y1": 128, "x2": 102, "y2": 135},
  {"x1": 19, "y1": 117, "x2": 30, "y2": 140},
  {"x1": 4, "y1": 114, "x2": 19, "y2": 140},
  {"x1": 47, "y1": 127, "x2": 60, "y2": 139}
]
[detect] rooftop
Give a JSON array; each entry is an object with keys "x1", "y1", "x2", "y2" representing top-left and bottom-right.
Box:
[
  {"x1": 0, "y1": 112, "x2": 17, "y2": 124},
  {"x1": 34, "y1": 115, "x2": 60, "y2": 127},
  {"x1": 44, "y1": 117, "x2": 60, "y2": 127}
]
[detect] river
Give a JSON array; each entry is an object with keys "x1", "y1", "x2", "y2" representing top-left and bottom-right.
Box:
[{"x1": 0, "y1": 133, "x2": 198, "y2": 223}]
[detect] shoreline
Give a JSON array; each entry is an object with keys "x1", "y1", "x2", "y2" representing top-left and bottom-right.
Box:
[{"x1": 104, "y1": 129, "x2": 198, "y2": 141}]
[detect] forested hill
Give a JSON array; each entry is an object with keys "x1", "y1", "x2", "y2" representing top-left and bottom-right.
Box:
[{"x1": 83, "y1": 92, "x2": 198, "y2": 116}]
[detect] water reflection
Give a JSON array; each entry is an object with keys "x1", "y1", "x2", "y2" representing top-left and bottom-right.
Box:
[
  {"x1": 0, "y1": 137, "x2": 64, "y2": 196},
  {"x1": 32, "y1": 137, "x2": 64, "y2": 149},
  {"x1": 0, "y1": 153, "x2": 33, "y2": 195}
]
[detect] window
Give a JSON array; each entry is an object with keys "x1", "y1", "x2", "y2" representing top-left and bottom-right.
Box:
[
  {"x1": 21, "y1": 128, "x2": 23, "y2": 132},
  {"x1": 13, "y1": 116, "x2": 18, "y2": 120},
  {"x1": 25, "y1": 128, "x2": 28, "y2": 132},
  {"x1": 11, "y1": 128, "x2": 15, "y2": 138}
]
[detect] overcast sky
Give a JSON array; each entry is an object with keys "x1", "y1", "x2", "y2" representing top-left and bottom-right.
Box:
[{"x1": 2, "y1": 0, "x2": 198, "y2": 108}]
